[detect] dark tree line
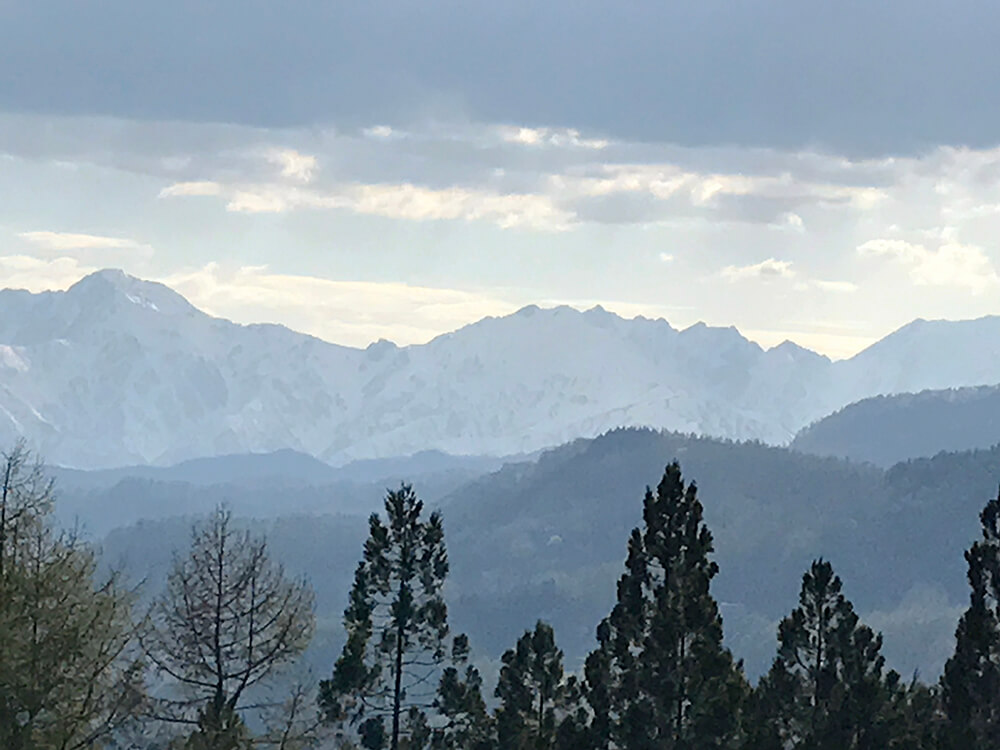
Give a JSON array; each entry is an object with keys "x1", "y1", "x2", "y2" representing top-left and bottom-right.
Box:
[
  {"x1": 323, "y1": 467, "x2": 1000, "y2": 750},
  {"x1": 4, "y1": 440, "x2": 1000, "y2": 749}
]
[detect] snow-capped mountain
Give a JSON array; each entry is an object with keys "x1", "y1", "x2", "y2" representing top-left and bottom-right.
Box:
[{"x1": 1, "y1": 269, "x2": 1000, "y2": 468}]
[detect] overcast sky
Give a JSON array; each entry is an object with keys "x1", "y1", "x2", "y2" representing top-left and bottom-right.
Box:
[{"x1": 3, "y1": 0, "x2": 1000, "y2": 358}]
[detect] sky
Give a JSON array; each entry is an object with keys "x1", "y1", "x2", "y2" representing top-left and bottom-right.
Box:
[{"x1": 3, "y1": 1, "x2": 1000, "y2": 359}]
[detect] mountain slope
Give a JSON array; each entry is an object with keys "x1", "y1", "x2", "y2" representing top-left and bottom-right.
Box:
[
  {"x1": 0, "y1": 271, "x2": 837, "y2": 467},
  {"x1": 97, "y1": 428, "x2": 994, "y2": 682},
  {"x1": 791, "y1": 384, "x2": 1000, "y2": 466},
  {"x1": 4, "y1": 270, "x2": 1000, "y2": 468}
]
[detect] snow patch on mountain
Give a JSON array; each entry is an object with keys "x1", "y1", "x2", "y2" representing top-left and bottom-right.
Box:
[{"x1": 1, "y1": 270, "x2": 999, "y2": 468}]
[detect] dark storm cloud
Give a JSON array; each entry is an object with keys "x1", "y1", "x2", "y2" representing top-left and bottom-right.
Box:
[{"x1": 3, "y1": 0, "x2": 998, "y2": 156}]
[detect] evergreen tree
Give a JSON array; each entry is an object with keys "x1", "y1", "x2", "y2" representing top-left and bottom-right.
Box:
[
  {"x1": 583, "y1": 462, "x2": 746, "y2": 749},
  {"x1": 145, "y1": 506, "x2": 315, "y2": 743},
  {"x1": 430, "y1": 635, "x2": 494, "y2": 750},
  {"x1": 494, "y1": 620, "x2": 582, "y2": 749},
  {"x1": 754, "y1": 559, "x2": 893, "y2": 749},
  {"x1": 320, "y1": 484, "x2": 466, "y2": 750},
  {"x1": 881, "y1": 675, "x2": 940, "y2": 750},
  {"x1": 942, "y1": 487, "x2": 1000, "y2": 749},
  {"x1": 0, "y1": 442, "x2": 145, "y2": 750}
]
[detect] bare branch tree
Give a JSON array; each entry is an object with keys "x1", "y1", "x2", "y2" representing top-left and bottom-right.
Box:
[
  {"x1": 144, "y1": 505, "x2": 316, "y2": 739},
  {"x1": 0, "y1": 439, "x2": 55, "y2": 580}
]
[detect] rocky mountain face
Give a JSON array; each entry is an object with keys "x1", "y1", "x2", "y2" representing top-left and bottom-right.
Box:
[{"x1": 2, "y1": 269, "x2": 1000, "y2": 468}]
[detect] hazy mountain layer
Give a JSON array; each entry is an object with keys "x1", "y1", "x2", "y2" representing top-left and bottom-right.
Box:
[
  {"x1": 97, "y1": 428, "x2": 996, "y2": 682},
  {"x1": 5, "y1": 270, "x2": 1000, "y2": 468},
  {"x1": 54, "y1": 448, "x2": 506, "y2": 536},
  {"x1": 791, "y1": 384, "x2": 1000, "y2": 466}
]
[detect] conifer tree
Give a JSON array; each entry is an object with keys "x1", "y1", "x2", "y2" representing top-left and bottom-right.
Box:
[
  {"x1": 942, "y1": 488, "x2": 1000, "y2": 749},
  {"x1": 429, "y1": 634, "x2": 494, "y2": 750},
  {"x1": 494, "y1": 620, "x2": 582, "y2": 749},
  {"x1": 320, "y1": 483, "x2": 466, "y2": 750},
  {"x1": 583, "y1": 462, "x2": 746, "y2": 749},
  {"x1": 753, "y1": 559, "x2": 893, "y2": 750},
  {"x1": 881, "y1": 675, "x2": 939, "y2": 750}
]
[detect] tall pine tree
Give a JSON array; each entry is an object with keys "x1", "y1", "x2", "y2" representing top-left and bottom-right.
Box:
[
  {"x1": 320, "y1": 484, "x2": 466, "y2": 750},
  {"x1": 753, "y1": 559, "x2": 893, "y2": 750},
  {"x1": 429, "y1": 634, "x2": 493, "y2": 750},
  {"x1": 495, "y1": 620, "x2": 582, "y2": 749},
  {"x1": 942, "y1": 487, "x2": 1000, "y2": 749},
  {"x1": 583, "y1": 462, "x2": 746, "y2": 749}
]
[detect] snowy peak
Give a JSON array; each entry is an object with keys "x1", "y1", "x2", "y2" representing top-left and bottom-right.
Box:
[
  {"x1": 838, "y1": 315, "x2": 1000, "y2": 396},
  {"x1": 65, "y1": 269, "x2": 195, "y2": 317},
  {"x1": 2, "y1": 269, "x2": 1000, "y2": 469}
]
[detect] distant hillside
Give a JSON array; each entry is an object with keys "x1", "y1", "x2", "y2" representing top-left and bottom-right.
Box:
[
  {"x1": 56, "y1": 449, "x2": 507, "y2": 536},
  {"x1": 441, "y1": 429, "x2": 941, "y2": 679},
  {"x1": 791, "y1": 384, "x2": 1000, "y2": 466},
  {"x1": 97, "y1": 428, "x2": 1000, "y2": 683}
]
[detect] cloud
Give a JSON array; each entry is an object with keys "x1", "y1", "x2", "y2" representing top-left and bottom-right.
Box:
[
  {"x1": 10, "y1": 0, "x2": 1000, "y2": 155},
  {"x1": 723, "y1": 258, "x2": 796, "y2": 282},
  {"x1": 159, "y1": 264, "x2": 521, "y2": 347},
  {"x1": 774, "y1": 212, "x2": 805, "y2": 231},
  {"x1": 724, "y1": 258, "x2": 858, "y2": 294},
  {"x1": 19, "y1": 231, "x2": 149, "y2": 252},
  {"x1": 553, "y1": 165, "x2": 886, "y2": 226},
  {"x1": 17, "y1": 232, "x2": 155, "y2": 267},
  {"x1": 811, "y1": 280, "x2": 859, "y2": 294},
  {"x1": 858, "y1": 238, "x2": 1000, "y2": 293},
  {"x1": 0, "y1": 255, "x2": 98, "y2": 292},
  {"x1": 498, "y1": 126, "x2": 609, "y2": 150},
  {"x1": 363, "y1": 125, "x2": 395, "y2": 139},
  {"x1": 159, "y1": 181, "x2": 223, "y2": 197},
  {"x1": 195, "y1": 181, "x2": 574, "y2": 231},
  {"x1": 266, "y1": 148, "x2": 317, "y2": 183}
]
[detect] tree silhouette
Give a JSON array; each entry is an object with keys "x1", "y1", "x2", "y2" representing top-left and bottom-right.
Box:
[
  {"x1": 942, "y1": 487, "x2": 1000, "y2": 749},
  {"x1": 584, "y1": 462, "x2": 746, "y2": 749},
  {"x1": 321, "y1": 484, "x2": 466, "y2": 750}
]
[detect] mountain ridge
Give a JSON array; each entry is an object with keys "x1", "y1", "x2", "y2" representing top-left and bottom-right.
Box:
[{"x1": 4, "y1": 269, "x2": 1000, "y2": 468}]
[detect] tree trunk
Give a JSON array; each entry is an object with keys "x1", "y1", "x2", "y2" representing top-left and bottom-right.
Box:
[
  {"x1": 676, "y1": 633, "x2": 685, "y2": 741},
  {"x1": 538, "y1": 688, "x2": 545, "y2": 749},
  {"x1": 0, "y1": 458, "x2": 11, "y2": 580},
  {"x1": 391, "y1": 594, "x2": 405, "y2": 750}
]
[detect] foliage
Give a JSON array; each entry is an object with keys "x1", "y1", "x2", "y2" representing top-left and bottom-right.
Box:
[
  {"x1": 429, "y1": 635, "x2": 493, "y2": 750},
  {"x1": 494, "y1": 621, "x2": 583, "y2": 749},
  {"x1": 753, "y1": 559, "x2": 895, "y2": 749},
  {"x1": 941, "y1": 487, "x2": 1000, "y2": 749},
  {"x1": 583, "y1": 461, "x2": 747, "y2": 749},
  {"x1": 0, "y1": 441, "x2": 145, "y2": 750},
  {"x1": 319, "y1": 484, "x2": 464, "y2": 750}
]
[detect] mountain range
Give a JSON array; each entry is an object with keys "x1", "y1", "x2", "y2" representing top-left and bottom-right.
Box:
[
  {"x1": 3, "y1": 269, "x2": 1000, "y2": 469},
  {"x1": 791, "y1": 384, "x2": 1000, "y2": 466}
]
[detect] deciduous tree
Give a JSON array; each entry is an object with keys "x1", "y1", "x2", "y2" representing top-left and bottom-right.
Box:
[{"x1": 145, "y1": 506, "x2": 315, "y2": 744}]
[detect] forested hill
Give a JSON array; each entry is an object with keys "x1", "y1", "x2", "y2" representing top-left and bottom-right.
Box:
[
  {"x1": 442, "y1": 428, "x2": 984, "y2": 679},
  {"x1": 791, "y1": 383, "x2": 1000, "y2": 466},
  {"x1": 99, "y1": 427, "x2": 999, "y2": 683}
]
